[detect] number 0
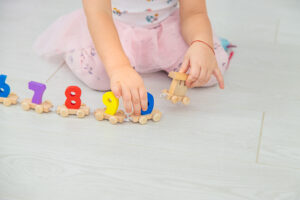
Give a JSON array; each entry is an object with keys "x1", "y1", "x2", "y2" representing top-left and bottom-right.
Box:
[{"x1": 141, "y1": 92, "x2": 154, "y2": 115}]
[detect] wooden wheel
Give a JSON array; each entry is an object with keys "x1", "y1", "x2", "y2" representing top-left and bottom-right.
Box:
[
  {"x1": 109, "y1": 116, "x2": 118, "y2": 125},
  {"x1": 3, "y1": 98, "x2": 11, "y2": 106},
  {"x1": 131, "y1": 115, "x2": 139, "y2": 123},
  {"x1": 139, "y1": 116, "x2": 148, "y2": 125},
  {"x1": 182, "y1": 97, "x2": 190, "y2": 105},
  {"x1": 77, "y1": 110, "x2": 85, "y2": 118},
  {"x1": 35, "y1": 105, "x2": 43, "y2": 114},
  {"x1": 171, "y1": 96, "x2": 178, "y2": 104},
  {"x1": 43, "y1": 101, "x2": 52, "y2": 112},
  {"x1": 119, "y1": 117, "x2": 125, "y2": 123},
  {"x1": 118, "y1": 110, "x2": 125, "y2": 115},
  {"x1": 60, "y1": 108, "x2": 69, "y2": 117},
  {"x1": 95, "y1": 111, "x2": 104, "y2": 121},
  {"x1": 152, "y1": 111, "x2": 162, "y2": 122},
  {"x1": 21, "y1": 102, "x2": 30, "y2": 111}
]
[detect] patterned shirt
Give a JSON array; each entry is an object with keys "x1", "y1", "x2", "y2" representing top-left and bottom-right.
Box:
[{"x1": 111, "y1": 0, "x2": 178, "y2": 27}]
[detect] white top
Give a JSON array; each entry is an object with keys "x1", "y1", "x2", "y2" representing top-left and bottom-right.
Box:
[{"x1": 111, "y1": 0, "x2": 178, "y2": 27}]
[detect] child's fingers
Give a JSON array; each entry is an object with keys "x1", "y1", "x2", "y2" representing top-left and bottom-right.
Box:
[
  {"x1": 213, "y1": 68, "x2": 225, "y2": 89},
  {"x1": 121, "y1": 85, "x2": 133, "y2": 113},
  {"x1": 131, "y1": 88, "x2": 141, "y2": 115},
  {"x1": 198, "y1": 68, "x2": 207, "y2": 86},
  {"x1": 179, "y1": 58, "x2": 190, "y2": 73},
  {"x1": 139, "y1": 87, "x2": 148, "y2": 111},
  {"x1": 186, "y1": 62, "x2": 200, "y2": 88},
  {"x1": 111, "y1": 82, "x2": 121, "y2": 98},
  {"x1": 205, "y1": 71, "x2": 212, "y2": 83}
]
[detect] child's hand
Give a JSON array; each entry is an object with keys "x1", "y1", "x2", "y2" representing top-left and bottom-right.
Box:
[
  {"x1": 109, "y1": 66, "x2": 148, "y2": 115},
  {"x1": 179, "y1": 42, "x2": 224, "y2": 89}
]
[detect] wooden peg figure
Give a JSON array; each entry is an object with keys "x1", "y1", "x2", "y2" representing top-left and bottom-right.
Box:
[{"x1": 162, "y1": 71, "x2": 190, "y2": 105}]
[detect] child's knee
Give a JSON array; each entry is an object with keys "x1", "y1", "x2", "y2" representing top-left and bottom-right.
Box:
[
  {"x1": 64, "y1": 48, "x2": 111, "y2": 91},
  {"x1": 84, "y1": 77, "x2": 110, "y2": 91}
]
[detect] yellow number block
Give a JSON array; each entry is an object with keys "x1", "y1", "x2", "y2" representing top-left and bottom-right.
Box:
[{"x1": 103, "y1": 91, "x2": 119, "y2": 115}]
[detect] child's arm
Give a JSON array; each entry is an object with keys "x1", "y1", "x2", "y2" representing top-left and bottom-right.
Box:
[
  {"x1": 179, "y1": 0, "x2": 224, "y2": 89},
  {"x1": 83, "y1": 0, "x2": 148, "y2": 115}
]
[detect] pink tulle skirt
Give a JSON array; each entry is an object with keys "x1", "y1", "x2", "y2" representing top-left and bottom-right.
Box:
[{"x1": 34, "y1": 9, "x2": 230, "y2": 90}]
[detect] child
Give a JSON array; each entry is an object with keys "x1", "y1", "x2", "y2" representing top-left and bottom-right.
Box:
[{"x1": 34, "y1": 0, "x2": 231, "y2": 115}]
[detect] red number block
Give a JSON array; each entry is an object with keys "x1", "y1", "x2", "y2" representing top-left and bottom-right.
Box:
[{"x1": 65, "y1": 86, "x2": 82, "y2": 109}]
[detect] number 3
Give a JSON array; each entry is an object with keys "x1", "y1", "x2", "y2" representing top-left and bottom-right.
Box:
[{"x1": 0, "y1": 74, "x2": 11, "y2": 98}]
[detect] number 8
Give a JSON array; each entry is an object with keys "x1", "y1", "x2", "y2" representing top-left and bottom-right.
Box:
[{"x1": 65, "y1": 86, "x2": 82, "y2": 109}]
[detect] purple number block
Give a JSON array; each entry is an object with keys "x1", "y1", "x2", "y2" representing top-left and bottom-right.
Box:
[
  {"x1": 0, "y1": 74, "x2": 11, "y2": 98},
  {"x1": 28, "y1": 81, "x2": 46, "y2": 104}
]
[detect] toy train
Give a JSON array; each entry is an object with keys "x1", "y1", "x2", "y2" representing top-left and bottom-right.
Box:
[{"x1": 0, "y1": 72, "x2": 190, "y2": 125}]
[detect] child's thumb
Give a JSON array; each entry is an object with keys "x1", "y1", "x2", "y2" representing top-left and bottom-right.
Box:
[{"x1": 179, "y1": 59, "x2": 190, "y2": 73}]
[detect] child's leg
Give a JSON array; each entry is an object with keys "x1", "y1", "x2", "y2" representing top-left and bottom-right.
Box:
[{"x1": 64, "y1": 47, "x2": 110, "y2": 91}]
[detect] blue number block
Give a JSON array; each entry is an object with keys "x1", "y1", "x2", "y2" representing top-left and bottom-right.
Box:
[
  {"x1": 141, "y1": 92, "x2": 154, "y2": 115},
  {"x1": 0, "y1": 74, "x2": 11, "y2": 98}
]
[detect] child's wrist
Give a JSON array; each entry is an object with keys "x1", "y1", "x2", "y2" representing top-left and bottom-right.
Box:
[
  {"x1": 106, "y1": 63, "x2": 132, "y2": 78},
  {"x1": 191, "y1": 40, "x2": 215, "y2": 55}
]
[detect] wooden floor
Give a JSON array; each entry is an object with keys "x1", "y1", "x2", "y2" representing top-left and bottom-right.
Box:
[{"x1": 0, "y1": 0, "x2": 299, "y2": 199}]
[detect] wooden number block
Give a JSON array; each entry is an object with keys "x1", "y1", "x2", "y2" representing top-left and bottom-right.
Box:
[
  {"x1": 57, "y1": 86, "x2": 89, "y2": 118},
  {"x1": 162, "y1": 71, "x2": 190, "y2": 105},
  {"x1": 22, "y1": 81, "x2": 53, "y2": 113},
  {"x1": 21, "y1": 98, "x2": 53, "y2": 114},
  {"x1": 141, "y1": 92, "x2": 154, "y2": 115},
  {"x1": 130, "y1": 109, "x2": 162, "y2": 125},
  {"x1": 131, "y1": 91, "x2": 161, "y2": 124},
  {"x1": 57, "y1": 104, "x2": 90, "y2": 118},
  {"x1": 94, "y1": 91, "x2": 125, "y2": 124},
  {"x1": 94, "y1": 108, "x2": 126, "y2": 125},
  {"x1": 0, "y1": 74, "x2": 11, "y2": 98},
  {"x1": 65, "y1": 86, "x2": 82, "y2": 109},
  {"x1": 103, "y1": 91, "x2": 119, "y2": 115},
  {"x1": 28, "y1": 81, "x2": 46, "y2": 104},
  {"x1": 0, "y1": 92, "x2": 18, "y2": 106},
  {"x1": 0, "y1": 74, "x2": 18, "y2": 106}
]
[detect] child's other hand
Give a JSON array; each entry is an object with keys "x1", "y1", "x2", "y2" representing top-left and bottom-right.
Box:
[
  {"x1": 179, "y1": 42, "x2": 224, "y2": 89},
  {"x1": 109, "y1": 66, "x2": 148, "y2": 115}
]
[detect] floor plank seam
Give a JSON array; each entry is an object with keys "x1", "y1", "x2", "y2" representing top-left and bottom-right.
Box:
[
  {"x1": 258, "y1": 161, "x2": 300, "y2": 171},
  {"x1": 256, "y1": 111, "x2": 265, "y2": 163},
  {"x1": 274, "y1": 19, "x2": 280, "y2": 45},
  {"x1": 45, "y1": 61, "x2": 65, "y2": 83}
]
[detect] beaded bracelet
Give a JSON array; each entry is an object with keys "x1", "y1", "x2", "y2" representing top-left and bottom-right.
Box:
[{"x1": 191, "y1": 40, "x2": 215, "y2": 55}]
